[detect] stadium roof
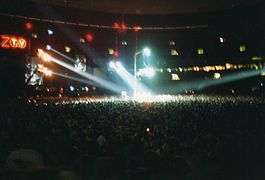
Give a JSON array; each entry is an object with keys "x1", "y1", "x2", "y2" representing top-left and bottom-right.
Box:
[{"x1": 31, "y1": 0, "x2": 262, "y2": 15}]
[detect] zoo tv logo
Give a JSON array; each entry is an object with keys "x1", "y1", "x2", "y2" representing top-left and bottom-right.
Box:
[{"x1": 0, "y1": 35, "x2": 29, "y2": 50}]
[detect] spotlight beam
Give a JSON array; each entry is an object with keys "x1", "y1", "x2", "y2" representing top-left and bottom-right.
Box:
[
  {"x1": 197, "y1": 70, "x2": 259, "y2": 90},
  {"x1": 113, "y1": 62, "x2": 151, "y2": 94},
  {"x1": 49, "y1": 47, "x2": 76, "y2": 64},
  {"x1": 38, "y1": 50, "x2": 123, "y2": 93},
  {"x1": 52, "y1": 72, "x2": 96, "y2": 86},
  {"x1": 172, "y1": 69, "x2": 261, "y2": 93}
]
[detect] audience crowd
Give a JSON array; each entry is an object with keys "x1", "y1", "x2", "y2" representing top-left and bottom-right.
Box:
[{"x1": 0, "y1": 96, "x2": 265, "y2": 180}]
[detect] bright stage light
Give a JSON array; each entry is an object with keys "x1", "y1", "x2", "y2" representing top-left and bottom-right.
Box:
[
  {"x1": 46, "y1": 45, "x2": 51, "y2": 50},
  {"x1": 171, "y1": 73, "x2": 180, "y2": 81},
  {"x1": 115, "y1": 61, "x2": 122, "y2": 68},
  {"x1": 213, "y1": 73, "x2": 221, "y2": 79},
  {"x1": 145, "y1": 67, "x2": 155, "y2": 77},
  {"x1": 111, "y1": 61, "x2": 151, "y2": 95},
  {"x1": 109, "y1": 61, "x2": 116, "y2": 69},
  {"x1": 43, "y1": 69, "x2": 53, "y2": 77},
  {"x1": 69, "y1": 85, "x2": 75, "y2": 91},
  {"x1": 37, "y1": 49, "x2": 52, "y2": 62},
  {"x1": 38, "y1": 49, "x2": 123, "y2": 93},
  {"x1": 137, "y1": 67, "x2": 155, "y2": 78},
  {"x1": 47, "y1": 29, "x2": 54, "y2": 35},
  {"x1": 143, "y1": 47, "x2": 151, "y2": 57},
  {"x1": 37, "y1": 65, "x2": 53, "y2": 77}
]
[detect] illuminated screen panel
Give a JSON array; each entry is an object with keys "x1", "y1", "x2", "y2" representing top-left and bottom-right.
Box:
[{"x1": 0, "y1": 35, "x2": 28, "y2": 49}]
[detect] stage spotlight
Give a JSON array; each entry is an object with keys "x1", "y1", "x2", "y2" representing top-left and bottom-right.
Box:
[
  {"x1": 214, "y1": 73, "x2": 221, "y2": 79},
  {"x1": 69, "y1": 85, "x2": 75, "y2": 92},
  {"x1": 38, "y1": 49, "x2": 123, "y2": 93},
  {"x1": 145, "y1": 67, "x2": 155, "y2": 77},
  {"x1": 38, "y1": 65, "x2": 53, "y2": 77},
  {"x1": 109, "y1": 61, "x2": 116, "y2": 69},
  {"x1": 46, "y1": 45, "x2": 51, "y2": 50},
  {"x1": 143, "y1": 47, "x2": 151, "y2": 57},
  {"x1": 43, "y1": 69, "x2": 53, "y2": 77},
  {"x1": 47, "y1": 29, "x2": 54, "y2": 35},
  {"x1": 115, "y1": 61, "x2": 122, "y2": 68},
  {"x1": 138, "y1": 67, "x2": 155, "y2": 78}
]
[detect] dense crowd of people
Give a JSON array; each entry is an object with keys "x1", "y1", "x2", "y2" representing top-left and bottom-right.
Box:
[{"x1": 1, "y1": 95, "x2": 265, "y2": 180}]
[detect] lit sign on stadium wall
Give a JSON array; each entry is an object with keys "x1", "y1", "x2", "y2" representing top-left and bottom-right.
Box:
[{"x1": 0, "y1": 35, "x2": 28, "y2": 49}]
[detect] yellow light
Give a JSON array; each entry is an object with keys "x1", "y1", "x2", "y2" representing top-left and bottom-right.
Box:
[
  {"x1": 213, "y1": 73, "x2": 221, "y2": 79},
  {"x1": 171, "y1": 73, "x2": 180, "y2": 81},
  {"x1": 252, "y1": 56, "x2": 263, "y2": 61},
  {"x1": 215, "y1": 65, "x2": 225, "y2": 71},
  {"x1": 37, "y1": 49, "x2": 52, "y2": 62},
  {"x1": 225, "y1": 63, "x2": 233, "y2": 70},
  {"x1": 171, "y1": 49, "x2": 179, "y2": 56},
  {"x1": 38, "y1": 66, "x2": 53, "y2": 77},
  {"x1": 108, "y1": 48, "x2": 114, "y2": 55},
  {"x1": 240, "y1": 45, "x2": 246, "y2": 52},
  {"x1": 193, "y1": 66, "x2": 200, "y2": 71},
  {"x1": 197, "y1": 48, "x2": 204, "y2": 55},
  {"x1": 203, "y1": 66, "x2": 210, "y2": 72},
  {"x1": 65, "y1": 46, "x2": 71, "y2": 53}
]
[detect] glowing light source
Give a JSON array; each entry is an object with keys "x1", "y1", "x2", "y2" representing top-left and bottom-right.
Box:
[
  {"x1": 69, "y1": 86, "x2": 75, "y2": 91},
  {"x1": 85, "y1": 33, "x2": 94, "y2": 42},
  {"x1": 47, "y1": 29, "x2": 54, "y2": 35},
  {"x1": 80, "y1": 38, "x2": 85, "y2": 43},
  {"x1": 25, "y1": 22, "x2": 33, "y2": 30},
  {"x1": 111, "y1": 61, "x2": 151, "y2": 95},
  {"x1": 43, "y1": 69, "x2": 53, "y2": 77},
  {"x1": 113, "y1": 50, "x2": 119, "y2": 58},
  {"x1": 37, "y1": 65, "x2": 53, "y2": 77},
  {"x1": 37, "y1": 49, "x2": 52, "y2": 62},
  {"x1": 143, "y1": 47, "x2": 151, "y2": 57},
  {"x1": 133, "y1": 26, "x2": 142, "y2": 32},
  {"x1": 197, "y1": 48, "x2": 204, "y2": 55},
  {"x1": 32, "y1": 33, "x2": 38, "y2": 39},
  {"x1": 213, "y1": 73, "x2": 221, "y2": 79},
  {"x1": 65, "y1": 46, "x2": 71, "y2": 53},
  {"x1": 109, "y1": 61, "x2": 116, "y2": 69},
  {"x1": 108, "y1": 48, "x2": 114, "y2": 55},
  {"x1": 261, "y1": 71, "x2": 265, "y2": 76},
  {"x1": 219, "y1": 37, "x2": 225, "y2": 43},
  {"x1": 252, "y1": 56, "x2": 262, "y2": 61},
  {"x1": 38, "y1": 49, "x2": 123, "y2": 93},
  {"x1": 115, "y1": 61, "x2": 122, "y2": 68},
  {"x1": 120, "y1": 23, "x2": 128, "y2": 32},
  {"x1": 121, "y1": 41, "x2": 127, "y2": 46},
  {"x1": 171, "y1": 49, "x2": 179, "y2": 56},
  {"x1": 169, "y1": 41, "x2": 176, "y2": 46},
  {"x1": 171, "y1": 74, "x2": 180, "y2": 81},
  {"x1": 46, "y1": 45, "x2": 51, "y2": 50},
  {"x1": 240, "y1": 45, "x2": 246, "y2": 52},
  {"x1": 0, "y1": 35, "x2": 27, "y2": 49},
  {"x1": 137, "y1": 67, "x2": 155, "y2": 78}
]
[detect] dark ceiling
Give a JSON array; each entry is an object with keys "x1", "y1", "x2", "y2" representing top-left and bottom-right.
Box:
[{"x1": 31, "y1": 0, "x2": 262, "y2": 14}]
